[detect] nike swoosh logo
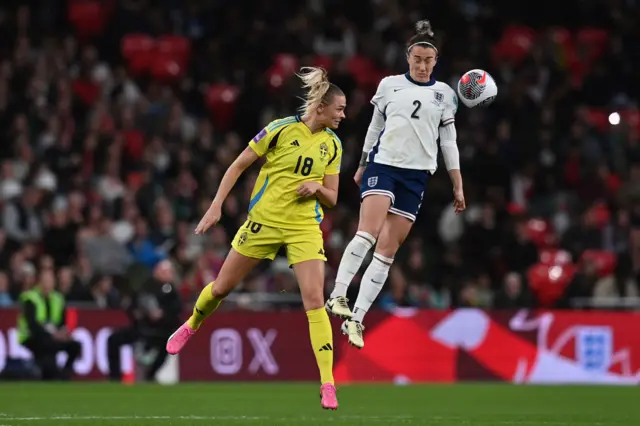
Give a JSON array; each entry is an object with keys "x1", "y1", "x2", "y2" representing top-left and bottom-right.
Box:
[
  {"x1": 371, "y1": 280, "x2": 384, "y2": 285},
  {"x1": 478, "y1": 72, "x2": 487, "y2": 85},
  {"x1": 350, "y1": 252, "x2": 363, "y2": 258},
  {"x1": 393, "y1": 88, "x2": 406, "y2": 92}
]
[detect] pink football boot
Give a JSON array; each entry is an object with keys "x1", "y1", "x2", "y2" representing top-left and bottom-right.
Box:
[
  {"x1": 166, "y1": 323, "x2": 197, "y2": 355},
  {"x1": 320, "y1": 383, "x2": 338, "y2": 410}
]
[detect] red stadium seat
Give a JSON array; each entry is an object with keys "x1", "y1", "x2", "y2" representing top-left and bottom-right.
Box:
[
  {"x1": 620, "y1": 109, "x2": 640, "y2": 133},
  {"x1": 547, "y1": 27, "x2": 582, "y2": 84},
  {"x1": 205, "y1": 84, "x2": 240, "y2": 132},
  {"x1": 577, "y1": 28, "x2": 608, "y2": 50},
  {"x1": 525, "y1": 218, "x2": 556, "y2": 248},
  {"x1": 507, "y1": 202, "x2": 526, "y2": 215},
  {"x1": 123, "y1": 130, "x2": 145, "y2": 162},
  {"x1": 72, "y1": 78, "x2": 100, "y2": 106},
  {"x1": 539, "y1": 248, "x2": 572, "y2": 266},
  {"x1": 156, "y1": 36, "x2": 191, "y2": 66},
  {"x1": 584, "y1": 108, "x2": 609, "y2": 132},
  {"x1": 68, "y1": 1, "x2": 106, "y2": 39},
  {"x1": 493, "y1": 26, "x2": 536, "y2": 65},
  {"x1": 580, "y1": 250, "x2": 617, "y2": 278},
  {"x1": 151, "y1": 55, "x2": 184, "y2": 82},
  {"x1": 312, "y1": 55, "x2": 334, "y2": 72},
  {"x1": 273, "y1": 54, "x2": 299, "y2": 76},
  {"x1": 126, "y1": 171, "x2": 145, "y2": 192},
  {"x1": 586, "y1": 202, "x2": 610, "y2": 229},
  {"x1": 527, "y1": 263, "x2": 577, "y2": 307},
  {"x1": 121, "y1": 34, "x2": 156, "y2": 76},
  {"x1": 549, "y1": 27, "x2": 571, "y2": 47},
  {"x1": 121, "y1": 34, "x2": 155, "y2": 60},
  {"x1": 576, "y1": 28, "x2": 609, "y2": 71},
  {"x1": 266, "y1": 65, "x2": 287, "y2": 91},
  {"x1": 346, "y1": 55, "x2": 380, "y2": 87}
]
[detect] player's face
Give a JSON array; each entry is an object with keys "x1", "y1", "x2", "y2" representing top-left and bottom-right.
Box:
[
  {"x1": 407, "y1": 46, "x2": 437, "y2": 82},
  {"x1": 319, "y1": 95, "x2": 347, "y2": 129}
]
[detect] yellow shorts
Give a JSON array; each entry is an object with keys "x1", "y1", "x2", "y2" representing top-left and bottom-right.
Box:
[{"x1": 231, "y1": 220, "x2": 327, "y2": 266}]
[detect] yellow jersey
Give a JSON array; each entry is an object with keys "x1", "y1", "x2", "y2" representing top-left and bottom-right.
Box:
[{"x1": 246, "y1": 115, "x2": 343, "y2": 230}]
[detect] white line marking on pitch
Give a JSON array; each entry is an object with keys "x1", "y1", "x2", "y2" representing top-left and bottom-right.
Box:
[{"x1": 0, "y1": 415, "x2": 416, "y2": 422}]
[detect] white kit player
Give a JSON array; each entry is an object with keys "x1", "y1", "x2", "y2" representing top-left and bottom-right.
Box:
[{"x1": 326, "y1": 20, "x2": 466, "y2": 348}]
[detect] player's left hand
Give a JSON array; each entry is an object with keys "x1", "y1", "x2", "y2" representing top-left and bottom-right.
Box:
[
  {"x1": 195, "y1": 202, "x2": 222, "y2": 234},
  {"x1": 297, "y1": 181, "x2": 322, "y2": 197},
  {"x1": 453, "y1": 188, "x2": 466, "y2": 214}
]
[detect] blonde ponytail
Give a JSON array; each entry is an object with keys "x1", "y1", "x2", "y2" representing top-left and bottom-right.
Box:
[{"x1": 296, "y1": 67, "x2": 332, "y2": 116}]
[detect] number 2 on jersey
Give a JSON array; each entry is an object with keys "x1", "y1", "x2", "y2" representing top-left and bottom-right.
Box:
[
  {"x1": 411, "y1": 100, "x2": 422, "y2": 119},
  {"x1": 294, "y1": 156, "x2": 314, "y2": 176}
]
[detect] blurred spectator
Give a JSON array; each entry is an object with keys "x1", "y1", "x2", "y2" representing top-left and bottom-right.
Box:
[
  {"x1": 128, "y1": 217, "x2": 167, "y2": 268},
  {"x1": 81, "y1": 217, "x2": 133, "y2": 276},
  {"x1": 494, "y1": 272, "x2": 533, "y2": 309},
  {"x1": 89, "y1": 275, "x2": 120, "y2": 309},
  {"x1": 2, "y1": 187, "x2": 43, "y2": 253},
  {"x1": 0, "y1": 272, "x2": 12, "y2": 307},
  {"x1": 16, "y1": 268, "x2": 81, "y2": 380},
  {"x1": 107, "y1": 260, "x2": 180, "y2": 382}
]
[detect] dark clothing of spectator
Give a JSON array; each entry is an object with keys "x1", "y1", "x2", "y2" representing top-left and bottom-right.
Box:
[{"x1": 107, "y1": 278, "x2": 181, "y2": 381}]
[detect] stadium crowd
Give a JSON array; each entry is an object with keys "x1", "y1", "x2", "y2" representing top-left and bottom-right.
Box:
[{"x1": 1, "y1": 0, "x2": 640, "y2": 312}]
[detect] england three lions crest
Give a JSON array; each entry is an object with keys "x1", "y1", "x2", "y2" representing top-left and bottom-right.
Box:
[
  {"x1": 368, "y1": 176, "x2": 378, "y2": 187},
  {"x1": 433, "y1": 91, "x2": 444, "y2": 106}
]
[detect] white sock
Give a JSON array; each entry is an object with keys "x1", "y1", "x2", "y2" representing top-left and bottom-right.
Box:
[
  {"x1": 331, "y1": 231, "x2": 376, "y2": 298},
  {"x1": 352, "y1": 253, "x2": 393, "y2": 323}
]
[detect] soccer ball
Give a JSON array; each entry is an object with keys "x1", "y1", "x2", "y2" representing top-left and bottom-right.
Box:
[{"x1": 457, "y1": 69, "x2": 497, "y2": 108}]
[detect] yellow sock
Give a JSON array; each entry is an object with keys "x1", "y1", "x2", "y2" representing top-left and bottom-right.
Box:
[
  {"x1": 186, "y1": 282, "x2": 222, "y2": 330},
  {"x1": 306, "y1": 307, "x2": 334, "y2": 385}
]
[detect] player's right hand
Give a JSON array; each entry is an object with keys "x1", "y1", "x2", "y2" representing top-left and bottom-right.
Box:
[
  {"x1": 453, "y1": 188, "x2": 466, "y2": 214},
  {"x1": 195, "y1": 203, "x2": 222, "y2": 234},
  {"x1": 354, "y1": 167, "x2": 366, "y2": 185}
]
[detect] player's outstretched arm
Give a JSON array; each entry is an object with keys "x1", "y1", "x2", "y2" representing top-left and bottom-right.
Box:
[
  {"x1": 195, "y1": 147, "x2": 259, "y2": 234},
  {"x1": 213, "y1": 146, "x2": 259, "y2": 206}
]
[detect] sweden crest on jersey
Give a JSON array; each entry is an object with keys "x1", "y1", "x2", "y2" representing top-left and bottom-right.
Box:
[
  {"x1": 319, "y1": 142, "x2": 328, "y2": 159},
  {"x1": 238, "y1": 232, "x2": 248, "y2": 245}
]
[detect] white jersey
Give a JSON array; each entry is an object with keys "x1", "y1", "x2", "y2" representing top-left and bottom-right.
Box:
[{"x1": 369, "y1": 73, "x2": 457, "y2": 171}]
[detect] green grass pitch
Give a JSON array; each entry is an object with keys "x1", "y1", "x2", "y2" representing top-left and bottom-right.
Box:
[{"x1": 0, "y1": 383, "x2": 638, "y2": 425}]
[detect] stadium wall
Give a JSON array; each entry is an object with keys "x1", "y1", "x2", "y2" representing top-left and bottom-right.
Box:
[{"x1": 1, "y1": 308, "x2": 639, "y2": 384}]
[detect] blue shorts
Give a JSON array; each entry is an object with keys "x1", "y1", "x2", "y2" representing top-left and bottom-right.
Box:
[{"x1": 360, "y1": 162, "x2": 431, "y2": 222}]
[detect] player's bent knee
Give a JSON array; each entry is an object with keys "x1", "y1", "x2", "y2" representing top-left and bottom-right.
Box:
[
  {"x1": 375, "y1": 242, "x2": 400, "y2": 259},
  {"x1": 357, "y1": 217, "x2": 385, "y2": 239},
  {"x1": 375, "y1": 233, "x2": 403, "y2": 259},
  {"x1": 357, "y1": 224, "x2": 382, "y2": 240},
  {"x1": 354, "y1": 230, "x2": 376, "y2": 248},
  {"x1": 301, "y1": 293, "x2": 325, "y2": 311},
  {"x1": 298, "y1": 279, "x2": 325, "y2": 310}
]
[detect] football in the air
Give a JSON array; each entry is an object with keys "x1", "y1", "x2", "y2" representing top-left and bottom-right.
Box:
[{"x1": 457, "y1": 69, "x2": 498, "y2": 108}]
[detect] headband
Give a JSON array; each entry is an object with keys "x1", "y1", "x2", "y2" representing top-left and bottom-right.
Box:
[{"x1": 407, "y1": 41, "x2": 438, "y2": 54}]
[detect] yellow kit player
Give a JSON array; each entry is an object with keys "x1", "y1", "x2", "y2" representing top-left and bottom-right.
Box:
[{"x1": 166, "y1": 67, "x2": 345, "y2": 410}]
